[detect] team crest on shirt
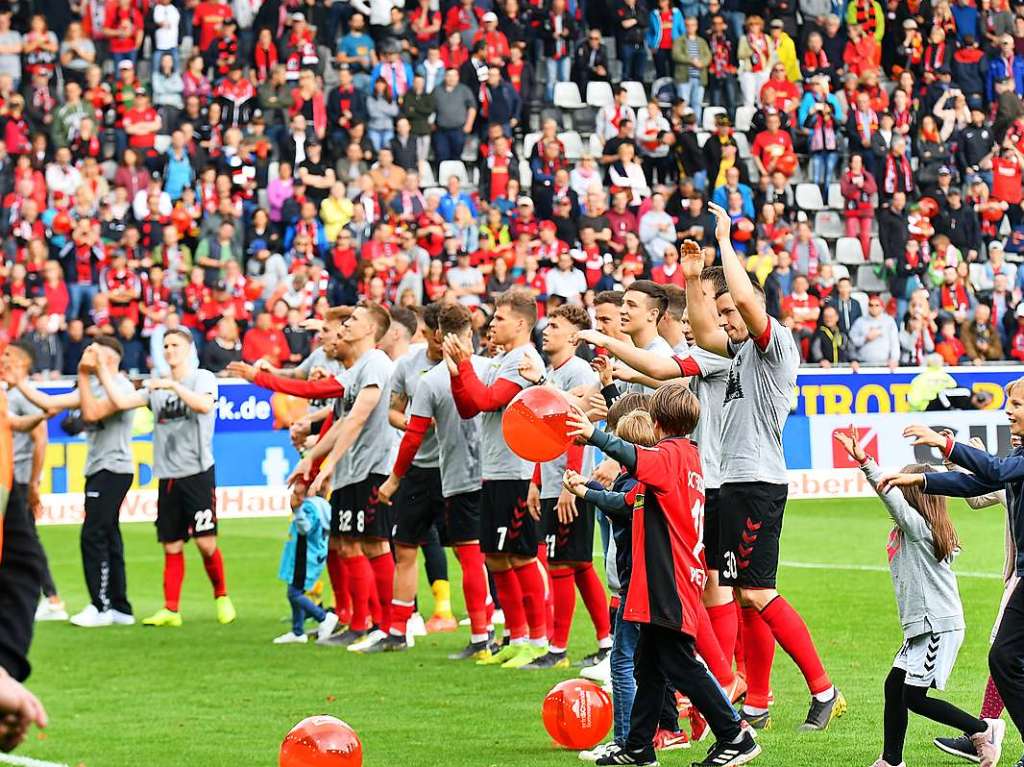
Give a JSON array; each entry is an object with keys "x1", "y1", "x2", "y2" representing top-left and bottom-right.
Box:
[
  {"x1": 723, "y1": 363, "x2": 744, "y2": 404},
  {"x1": 632, "y1": 493, "x2": 644, "y2": 512}
]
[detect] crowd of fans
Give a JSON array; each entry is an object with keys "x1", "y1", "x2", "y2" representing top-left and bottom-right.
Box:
[{"x1": 3, "y1": 0, "x2": 1024, "y2": 378}]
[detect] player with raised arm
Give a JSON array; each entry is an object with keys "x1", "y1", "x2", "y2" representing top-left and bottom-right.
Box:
[
  {"x1": 617, "y1": 281, "x2": 674, "y2": 395},
  {"x1": 371, "y1": 303, "x2": 494, "y2": 657},
  {"x1": 96, "y1": 329, "x2": 235, "y2": 627},
  {"x1": 1, "y1": 342, "x2": 66, "y2": 622},
  {"x1": 294, "y1": 304, "x2": 396, "y2": 652},
  {"x1": 444, "y1": 288, "x2": 549, "y2": 668},
  {"x1": 230, "y1": 308, "x2": 360, "y2": 637},
  {"x1": 518, "y1": 304, "x2": 610, "y2": 670},
  {"x1": 683, "y1": 203, "x2": 845, "y2": 731},
  {"x1": 15, "y1": 338, "x2": 137, "y2": 628},
  {"x1": 578, "y1": 245, "x2": 748, "y2": 715}
]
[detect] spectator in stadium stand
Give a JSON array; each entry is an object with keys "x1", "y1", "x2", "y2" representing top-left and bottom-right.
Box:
[
  {"x1": 850, "y1": 293, "x2": 900, "y2": 369},
  {"x1": 573, "y1": 27, "x2": 610, "y2": 95},
  {"x1": 961, "y1": 302, "x2": 1005, "y2": 363}
]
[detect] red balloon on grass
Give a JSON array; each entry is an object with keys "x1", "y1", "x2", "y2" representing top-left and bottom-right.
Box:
[
  {"x1": 280, "y1": 716, "x2": 362, "y2": 767},
  {"x1": 502, "y1": 386, "x2": 572, "y2": 462},
  {"x1": 542, "y1": 679, "x2": 613, "y2": 750}
]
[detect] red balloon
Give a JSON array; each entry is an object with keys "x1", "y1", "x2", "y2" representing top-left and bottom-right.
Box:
[
  {"x1": 244, "y1": 278, "x2": 264, "y2": 301},
  {"x1": 279, "y1": 716, "x2": 362, "y2": 767},
  {"x1": 51, "y1": 212, "x2": 72, "y2": 236},
  {"x1": 774, "y1": 152, "x2": 798, "y2": 176},
  {"x1": 542, "y1": 679, "x2": 613, "y2": 750},
  {"x1": 502, "y1": 386, "x2": 571, "y2": 462},
  {"x1": 982, "y1": 206, "x2": 1005, "y2": 223}
]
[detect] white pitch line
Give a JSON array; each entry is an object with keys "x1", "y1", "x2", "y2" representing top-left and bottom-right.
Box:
[
  {"x1": 780, "y1": 560, "x2": 1002, "y2": 580},
  {"x1": 0, "y1": 754, "x2": 69, "y2": 767}
]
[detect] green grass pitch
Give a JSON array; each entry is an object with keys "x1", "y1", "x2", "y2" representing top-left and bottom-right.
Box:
[{"x1": 18, "y1": 497, "x2": 1016, "y2": 766}]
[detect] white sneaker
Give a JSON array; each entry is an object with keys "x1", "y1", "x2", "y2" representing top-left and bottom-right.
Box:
[
  {"x1": 492, "y1": 609, "x2": 505, "y2": 625},
  {"x1": 35, "y1": 600, "x2": 68, "y2": 622},
  {"x1": 347, "y1": 628, "x2": 387, "y2": 653},
  {"x1": 273, "y1": 631, "x2": 309, "y2": 644},
  {"x1": 70, "y1": 605, "x2": 113, "y2": 628},
  {"x1": 580, "y1": 654, "x2": 612, "y2": 686},
  {"x1": 316, "y1": 611, "x2": 340, "y2": 642},
  {"x1": 109, "y1": 610, "x2": 135, "y2": 625},
  {"x1": 579, "y1": 742, "x2": 618, "y2": 762},
  {"x1": 407, "y1": 612, "x2": 428, "y2": 637}
]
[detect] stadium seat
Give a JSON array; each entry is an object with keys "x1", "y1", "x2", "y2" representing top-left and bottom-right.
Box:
[
  {"x1": 651, "y1": 77, "x2": 676, "y2": 108},
  {"x1": 969, "y1": 262, "x2": 988, "y2": 292},
  {"x1": 523, "y1": 131, "x2": 542, "y2": 160},
  {"x1": 553, "y1": 82, "x2": 586, "y2": 110},
  {"x1": 518, "y1": 159, "x2": 532, "y2": 187},
  {"x1": 268, "y1": 161, "x2": 280, "y2": 181},
  {"x1": 418, "y1": 162, "x2": 436, "y2": 187},
  {"x1": 831, "y1": 263, "x2": 850, "y2": 281},
  {"x1": 558, "y1": 131, "x2": 585, "y2": 160},
  {"x1": 586, "y1": 81, "x2": 614, "y2": 108},
  {"x1": 702, "y1": 106, "x2": 726, "y2": 131},
  {"x1": 697, "y1": 131, "x2": 710, "y2": 148},
  {"x1": 835, "y1": 237, "x2": 865, "y2": 264},
  {"x1": 851, "y1": 290, "x2": 870, "y2": 315},
  {"x1": 814, "y1": 210, "x2": 845, "y2": 239},
  {"x1": 868, "y1": 238, "x2": 884, "y2": 263},
  {"x1": 461, "y1": 135, "x2": 479, "y2": 163},
  {"x1": 734, "y1": 106, "x2": 756, "y2": 132},
  {"x1": 795, "y1": 183, "x2": 825, "y2": 211},
  {"x1": 621, "y1": 81, "x2": 648, "y2": 108},
  {"x1": 827, "y1": 182, "x2": 843, "y2": 209},
  {"x1": 438, "y1": 161, "x2": 469, "y2": 187},
  {"x1": 734, "y1": 132, "x2": 751, "y2": 159},
  {"x1": 856, "y1": 264, "x2": 888, "y2": 293},
  {"x1": 588, "y1": 133, "x2": 604, "y2": 157},
  {"x1": 153, "y1": 134, "x2": 171, "y2": 154}
]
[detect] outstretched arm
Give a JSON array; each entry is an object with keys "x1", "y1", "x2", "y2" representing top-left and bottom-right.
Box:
[
  {"x1": 15, "y1": 379, "x2": 80, "y2": 413},
  {"x1": 578, "y1": 329, "x2": 682, "y2": 380},
  {"x1": 96, "y1": 363, "x2": 147, "y2": 411},
  {"x1": 709, "y1": 201, "x2": 768, "y2": 340},
  {"x1": 242, "y1": 365, "x2": 347, "y2": 399},
  {"x1": 681, "y1": 239, "x2": 730, "y2": 357},
  {"x1": 445, "y1": 336, "x2": 521, "y2": 417}
]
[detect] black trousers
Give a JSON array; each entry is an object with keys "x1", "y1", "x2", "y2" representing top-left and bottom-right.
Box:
[
  {"x1": 81, "y1": 471, "x2": 133, "y2": 614},
  {"x1": 990, "y1": 577, "x2": 1024, "y2": 740},
  {"x1": 14, "y1": 483, "x2": 57, "y2": 598},
  {"x1": 0, "y1": 483, "x2": 41, "y2": 680},
  {"x1": 625, "y1": 623, "x2": 742, "y2": 753}
]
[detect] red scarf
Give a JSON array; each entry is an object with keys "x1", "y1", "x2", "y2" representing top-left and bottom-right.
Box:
[{"x1": 884, "y1": 153, "x2": 913, "y2": 194}]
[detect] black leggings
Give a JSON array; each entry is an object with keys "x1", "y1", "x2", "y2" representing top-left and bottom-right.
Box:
[
  {"x1": 882, "y1": 667, "x2": 985, "y2": 765},
  {"x1": 990, "y1": 578, "x2": 1024, "y2": 740}
]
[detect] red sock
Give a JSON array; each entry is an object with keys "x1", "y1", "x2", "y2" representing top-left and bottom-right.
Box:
[
  {"x1": 389, "y1": 599, "x2": 415, "y2": 636},
  {"x1": 455, "y1": 544, "x2": 489, "y2": 638},
  {"x1": 980, "y1": 675, "x2": 1005, "y2": 719},
  {"x1": 201, "y1": 548, "x2": 227, "y2": 598},
  {"x1": 707, "y1": 602, "x2": 738, "y2": 668},
  {"x1": 369, "y1": 553, "x2": 395, "y2": 631},
  {"x1": 574, "y1": 563, "x2": 611, "y2": 641},
  {"x1": 760, "y1": 597, "x2": 831, "y2": 695},
  {"x1": 164, "y1": 551, "x2": 184, "y2": 612},
  {"x1": 491, "y1": 568, "x2": 527, "y2": 639},
  {"x1": 325, "y1": 549, "x2": 351, "y2": 624},
  {"x1": 550, "y1": 567, "x2": 576, "y2": 651},
  {"x1": 513, "y1": 560, "x2": 548, "y2": 641},
  {"x1": 695, "y1": 603, "x2": 735, "y2": 688},
  {"x1": 343, "y1": 555, "x2": 372, "y2": 631},
  {"x1": 741, "y1": 606, "x2": 776, "y2": 709},
  {"x1": 734, "y1": 600, "x2": 747, "y2": 677},
  {"x1": 537, "y1": 544, "x2": 554, "y2": 639}
]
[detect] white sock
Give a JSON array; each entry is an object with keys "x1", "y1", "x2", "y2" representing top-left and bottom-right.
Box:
[
  {"x1": 550, "y1": 645, "x2": 566, "y2": 655},
  {"x1": 813, "y1": 686, "x2": 835, "y2": 703},
  {"x1": 470, "y1": 632, "x2": 489, "y2": 643},
  {"x1": 510, "y1": 637, "x2": 527, "y2": 646},
  {"x1": 530, "y1": 637, "x2": 548, "y2": 649},
  {"x1": 598, "y1": 636, "x2": 613, "y2": 649},
  {"x1": 742, "y1": 705, "x2": 768, "y2": 716}
]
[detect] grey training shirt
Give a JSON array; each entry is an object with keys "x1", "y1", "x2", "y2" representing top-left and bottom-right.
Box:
[{"x1": 142, "y1": 369, "x2": 218, "y2": 479}]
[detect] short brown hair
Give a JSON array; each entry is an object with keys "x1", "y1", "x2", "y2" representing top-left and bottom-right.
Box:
[
  {"x1": 549, "y1": 303, "x2": 591, "y2": 331},
  {"x1": 164, "y1": 328, "x2": 193, "y2": 345},
  {"x1": 700, "y1": 266, "x2": 729, "y2": 298},
  {"x1": 423, "y1": 301, "x2": 443, "y2": 332},
  {"x1": 617, "y1": 410, "x2": 657, "y2": 447},
  {"x1": 438, "y1": 302, "x2": 472, "y2": 336},
  {"x1": 625, "y1": 280, "x2": 668, "y2": 321},
  {"x1": 495, "y1": 287, "x2": 538, "y2": 328},
  {"x1": 662, "y1": 284, "x2": 686, "y2": 321},
  {"x1": 649, "y1": 382, "x2": 699, "y2": 436},
  {"x1": 594, "y1": 290, "x2": 624, "y2": 308},
  {"x1": 389, "y1": 306, "x2": 418, "y2": 338},
  {"x1": 361, "y1": 302, "x2": 392, "y2": 342},
  {"x1": 93, "y1": 335, "x2": 124, "y2": 359},
  {"x1": 606, "y1": 392, "x2": 651, "y2": 432}
]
